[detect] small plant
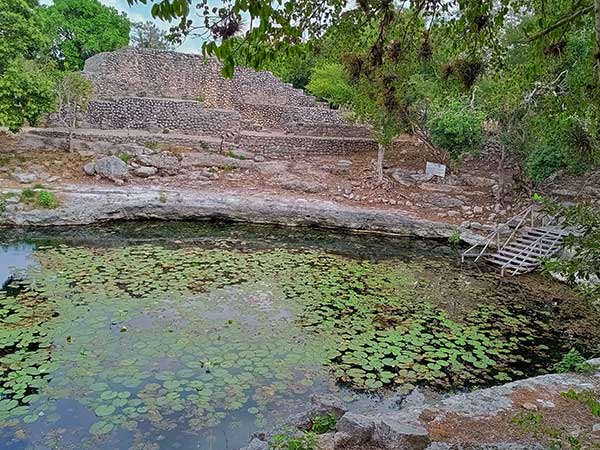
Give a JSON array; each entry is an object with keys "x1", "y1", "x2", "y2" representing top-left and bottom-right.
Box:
[
  {"x1": 37, "y1": 191, "x2": 59, "y2": 209},
  {"x1": 553, "y1": 349, "x2": 593, "y2": 373},
  {"x1": 309, "y1": 414, "x2": 337, "y2": 434},
  {"x1": 20, "y1": 188, "x2": 59, "y2": 209},
  {"x1": 20, "y1": 188, "x2": 35, "y2": 200},
  {"x1": 195, "y1": 94, "x2": 205, "y2": 103},
  {"x1": 225, "y1": 150, "x2": 246, "y2": 160},
  {"x1": 448, "y1": 229, "x2": 461, "y2": 248},
  {"x1": 118, "y1": 153, "x2": 132, "y2": 164},
  {"x1": 144, "y1": 141, "x2": 159, "y2": 151},
  {"x1": 511, "y1": 412, "x2": 543, "y2": 432},
  {"x1": 270, "y1": 431, "x2": 317, "y2": 450},
  {"x1": 561, "y1": 390, "x2": 600, "y2": 416},
  {"x1": 158, "y1": 193, "x2": 167, "y2": 203}
]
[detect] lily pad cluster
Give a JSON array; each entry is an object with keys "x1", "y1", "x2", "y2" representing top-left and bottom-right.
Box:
[{"x1": 0, "y1": 240, "x2": 594, "y2": 447}]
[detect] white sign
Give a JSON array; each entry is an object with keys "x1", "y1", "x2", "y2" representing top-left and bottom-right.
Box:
[{"x1": 425, "y1": 162, "x2": 447, "y2": 178}]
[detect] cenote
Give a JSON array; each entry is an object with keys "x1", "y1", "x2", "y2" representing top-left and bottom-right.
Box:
[{"x1": 1, "y1": 222, "x2": 598, "y2": 450}]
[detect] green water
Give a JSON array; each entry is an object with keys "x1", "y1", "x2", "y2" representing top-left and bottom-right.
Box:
[{"x1": 0, "y1": 222, "x2": 598, "y2": 450}]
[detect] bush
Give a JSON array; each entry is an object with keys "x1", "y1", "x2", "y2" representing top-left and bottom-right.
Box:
[
  {"x1": 306, "y1": 63, "x2": 354, "y2": 108},
  {"x1": 20, "y1": 189, "x2": 59, "y2": 209},
  {"x1": 526, "y1": 143, "x2": 565, "y2": 181},
  {"x1": 428, "y1": 100, "x2": 485, "y2": 160},
  {"x1": 37, "y1": 191, "x2": 59, "y2": 209},
  {"x1": 553, "y1": 348, "x2": 592, "y2": 373}
]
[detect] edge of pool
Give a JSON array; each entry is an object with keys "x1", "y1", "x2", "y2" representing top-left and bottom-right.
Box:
[{"x1": 0, "y1": 185, "x2": 487, "y2": 245}]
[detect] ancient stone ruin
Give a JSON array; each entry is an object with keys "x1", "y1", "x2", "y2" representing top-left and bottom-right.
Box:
[{"x1": 44, "y1": 48, "x2": 377, "y2": 156}]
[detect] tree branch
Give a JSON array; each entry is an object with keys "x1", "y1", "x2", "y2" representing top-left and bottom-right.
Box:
[{"x1": 524, "y1": 4, "x2": 594, "y2": 42}]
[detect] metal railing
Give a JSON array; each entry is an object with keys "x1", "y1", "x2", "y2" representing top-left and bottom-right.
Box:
[
  {"x1": 501, "y1": 227, "x2": 564, "y2": 276},
  {"x1": 461, "y1": 204, "x2": 535, "y2": 263},
  {"x1": 461, "y1": 203, "x2": 562, "y2": 265}
]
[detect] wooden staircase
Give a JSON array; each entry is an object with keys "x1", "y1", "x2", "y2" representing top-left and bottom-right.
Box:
[{"x1": 462, "y1": 205, "x2": 570, "y2": 276}]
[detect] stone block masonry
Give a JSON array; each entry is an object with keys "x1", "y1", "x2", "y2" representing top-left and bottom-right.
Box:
[
  {"x1": 50, "y1": 48, "x2": 380, "y2": 156},
  {"x1": 85, "y1": 97, "x2": 241, "y2": 138}
]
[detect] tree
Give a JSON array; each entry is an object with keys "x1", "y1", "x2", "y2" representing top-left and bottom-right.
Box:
[
  {"x1": 131, "y1": 21, "x2": 176, "y2": 50},
  {"x1": 55, "y1": 72, "x2": 93, "y2": 151},
  {"x1": 0, "y1": 58, "x2": 56, "y2": 132},
  {"x1": 0, "y1": 0, "x2": 47, "y2": 71},
  {"x1": 39, "y1": 0, "x2": 130, "y2": 70}
]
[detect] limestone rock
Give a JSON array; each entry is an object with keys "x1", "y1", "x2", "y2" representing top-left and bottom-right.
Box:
[
  {"x1": 335, "y1": 413, "x2": 375, "y2": 444},
  {"x1": 371, "y1": 414, "x2": 430, "y2": 450},
  {"x1": 94, "y1": 156, "x2": 128, "y2": 180},
  {"x1": 136, "y1": 153, "x2": 180, "y2": 175},
  {"x1": 83, "y1": 162, "x2": 96, "y2": 176},
  {"x1": 281, "y1": 178, "x2": 326, "y2": 194},
  {"x1": 310, "y1": 393, "x2": 346, "y2": 418},
  {"x1": 253, "y1": 155, "x2": 266, "y2": 162},
  {"x1": 134, "y1": 166, "x2": 158, "y2": 178},
  {"x1": 12, "y1": 173, "x2": 37, "y2": 184},
  {"x1": 411, "y1": 173, "x2": 434, "y2": 183}
]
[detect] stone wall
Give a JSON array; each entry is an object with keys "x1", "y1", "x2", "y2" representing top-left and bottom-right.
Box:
[
  {"x1": 84, "y1": 48, "x2": 317, "y2": 109},
  {"x1": 242, "y1": 132, "x2": 378, "y2": 156},
  {"x1": 84, "y1": 97, "x2": 241, "y2": 137},
  {"x1": 67, "y1": 48, "x2": 381, "y2": 155}
]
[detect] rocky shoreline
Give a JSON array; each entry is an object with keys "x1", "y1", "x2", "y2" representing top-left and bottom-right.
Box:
[
  {"x1": 243, "y1": 360, "x2": 600, "y2": 450},
  {"x1": 0, "y1": 185, "x2": 486, "y2": 244}
]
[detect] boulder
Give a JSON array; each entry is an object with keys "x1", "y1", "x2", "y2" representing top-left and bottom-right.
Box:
[
  {"x1": 83, "y1": 162, "x2": 96, "y2": 176},
  {"x1": 372, "y1": 414, "x2": 430, "y2": 450},
  {"x1": 281, "y1": 178, "x2": 327, "y2": 194},
  {"x1": 136, "y1": 153, "x2": 180, "y2": 175},
  {"x1": 94, "y1": 156, "x2": 128, "y2": 181},
  {"x1": 310, "y1": 393, "x2": 346, "y2": 418},
  {"x1": 12, "y1": 173, "x2": 37, "y2": 184},
  {"x1": 133, "y1": 166, "x2": 158, "y2": 178},
  {"x1": 335, "y1": 413, "x2": 375, "y2": 444}
]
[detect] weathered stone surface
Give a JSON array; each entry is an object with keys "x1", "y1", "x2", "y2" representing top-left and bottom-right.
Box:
[
  {"x1": 133, "y1": 166, "x2": 158, "y2": 178},
  {"x1": 94, "y1": 156, "x2": 128, "y2": 180},
  {"x1": 12, "y1": 173, "x2": 37, "y2": 184},
  {"x1": 136, "y1": 153, "x2": 180, "y2": 175},
  {"x1": 372, "y1": 413, "x2": 430, "y2": 450},
  {"x1": 310, "y1": 393, "x2": 346, "y2": 418},
  {"x1": 336, "y1": 413, "x2": 375, "y2": 444},
  {"x1": 280, "y1": 178, "x2": 327, "y2": 194},
  {"x1": 0, "y1": 186, "x2": 484, "y2": 244},
  {"x1": 83, "y1": 162, "x2": 96, "y2": 176}
]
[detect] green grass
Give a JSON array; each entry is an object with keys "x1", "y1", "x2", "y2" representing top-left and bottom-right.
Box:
[{"x1": 118, "y1": 153, "x2": 132, "y2": 164}]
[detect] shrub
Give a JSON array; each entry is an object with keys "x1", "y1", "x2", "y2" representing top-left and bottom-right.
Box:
[
  {"x1": 20, "y1": 189, "x2": 59, "y2": 209},
  {"x1": 307, "y1": 63, "x2": 354, "y2": 108},
  {"x1": 37, "y1": 191, "x2": 59, "y2": 209},
  {"x1": 526, "y1": 143, "x2": 565, "y2": 182},
  {"x1": 553, "y1": 348, "x2": 592, "y2": 373},
  {"x1": 271, "y1": 432, "x2": 317, "y2": 450},
  {"x1": 118, "y1": 153, "x2": 132, "y2": 164},
  {"x1": 309, "y1": 414, "x2": 337, "y2": 434},
  {"x1": 428, "y1": 100, "x2": 485, "y2": 160}
]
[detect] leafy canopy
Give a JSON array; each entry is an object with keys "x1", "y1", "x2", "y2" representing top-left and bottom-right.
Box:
[{"x1": 38, "y1": 0, "x2": 131, "y2": 70}]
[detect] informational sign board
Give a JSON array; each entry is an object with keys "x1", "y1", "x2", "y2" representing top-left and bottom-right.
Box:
[{"x1": 425, "y1": 162, "x2": 447, "y2": 178}]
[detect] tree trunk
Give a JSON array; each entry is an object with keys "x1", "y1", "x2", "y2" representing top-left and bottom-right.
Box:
[
  {"x1": 595, "y1": 0, "x2": 600, "y2": 84},
  {"x1": 376, "y1": 143, "x2": 385, "y2": 183},
  {"x1": 497, "y1": 145, "x2": 506, "y2": 205},
  {"x1": 68, "y1": 105, "x2": 77, "y2": 153}
]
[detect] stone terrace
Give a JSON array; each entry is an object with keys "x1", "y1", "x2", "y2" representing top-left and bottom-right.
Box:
[{"x1": 46, "y1": 48, "x2": 377, "y2": 156}]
